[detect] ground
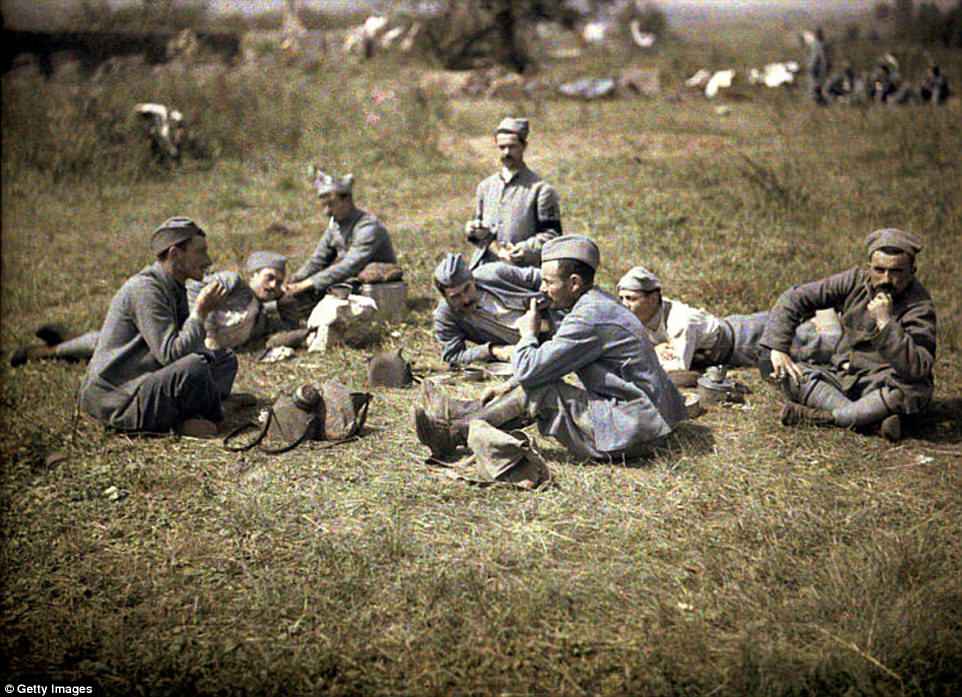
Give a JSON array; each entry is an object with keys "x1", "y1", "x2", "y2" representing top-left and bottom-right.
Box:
[{"x1": 2, "y1": 16, "x2": 961, "y2": 697}]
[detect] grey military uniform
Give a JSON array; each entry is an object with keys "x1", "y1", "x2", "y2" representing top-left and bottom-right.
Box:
[
  {"x1": 760, "y1": 267, "x2": 936, "y2": 416},
  {"x1": 511, "y1": 288, "x2": 688, "y2": 460},
  {"x1": 470, "y1": 166, "x2": 561, "y2": 269},
  {"x1": 80, "y1": 262, "x2": 237, "y2": 433},
  {"x1": 288, "y1": 207, "x2": 396, "y2": 318},
  {"x1": 433, "y1": 263, "x2": 551, "y2": 366},
  {"x1": 186, "y1": 270, "x2": 292, "y2": 349}
]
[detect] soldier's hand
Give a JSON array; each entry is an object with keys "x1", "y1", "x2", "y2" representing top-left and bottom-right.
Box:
[
  {"x1": 480, "y1": 382, "x2": 513, "y2": 405},
  {"x1": 519, "y1": 298, "x2": 541, "y2": 340},
  {"x1": 194, "y1": 280, "x2": 228, "y2": 318},
  {"x1": 867, "y1": 292, "x2": 893, "y2": 330},
  {"x1": 283, "y1": 280, "x2": 313, "y2": 296},
  {"x1": 491, "y1": 344, "x2": 514, "y2": 362},
  {"x1": 770, "y1": 349, "x2": 802, "y2": 386},
  {"x1": 496, "y1": 243, "x2": 516, "y2": 264}
]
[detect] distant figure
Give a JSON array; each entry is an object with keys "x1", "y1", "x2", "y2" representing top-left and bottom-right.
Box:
[
  {"x1": 825, "y1": 62, "x2": 864, "y2": 103},
  {"x1": 920, "y1": 64, "x2": 950, "y2": 105},
  {"x1": 868, "y1": 55, "x2": 900, "y2": 103},
  {"x1": 134, "y1": 103, "x2": 186, "y2": 164},
  {"x1": 464, "y1": 118, "x2": 562, "y2": 270},
  {"x1": 807, "y1": 27, "x2": 832, "y2": 105}
]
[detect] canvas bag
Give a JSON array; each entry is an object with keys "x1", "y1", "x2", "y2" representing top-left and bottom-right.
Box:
[{"x1": 223, "y1": 380, "x2": 371, "y2": 454}]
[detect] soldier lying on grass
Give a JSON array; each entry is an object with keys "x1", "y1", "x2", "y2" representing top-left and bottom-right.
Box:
[
  {"x1": 615, "y1": 265, "x2": 841, "y2": 379},
  {"x1": 761, "y1": 228, "x2": 936, "y2": 442},
  {"x1": 432, "y1": 253, "x2": 557, "y2": 367},
  {"x1": 11, "y1": 250, "x2": 297, "y2": 366},
  {"x1": 415, "y1": 235, "x2": 688, "y2": 462}
]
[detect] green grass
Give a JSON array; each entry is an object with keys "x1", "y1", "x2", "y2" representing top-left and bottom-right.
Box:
[{"x1": 2, "y1": 17, "x2": 962, "y2": 697}]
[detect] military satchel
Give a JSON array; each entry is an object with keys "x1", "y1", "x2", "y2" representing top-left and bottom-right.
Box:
[{"x1": 223, "y1": 381, "x2": 371, "y2": 454}]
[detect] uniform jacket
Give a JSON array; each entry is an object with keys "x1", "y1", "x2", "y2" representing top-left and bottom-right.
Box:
[
  {"x1": 434, "y1": 263, "x2": 547, "y2": 366},
  {"x1": 289, "y1": 207, "x2": 396, "y2": 292},
  {"x1": 470, "y1": 165, "x2": 561, "y2": 268},
  {"x1": 512, "y1": 287, "x2": 688, "y2": 454},
  {"x1": 760, "y1": 266, "x2": 936, "y2": 413},
  {"x1": 81, "y1": 262, "x2": 207, "y2": 419}
]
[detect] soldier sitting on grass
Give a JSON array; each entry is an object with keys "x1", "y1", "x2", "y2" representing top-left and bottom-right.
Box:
[
  {"x1": 761, "y1": 228, "x2": 936, "y2": 442},
  {"x1": 11, "y1": 250, "x2": 296, "y2": 366},
  {"x1": 78, "y1": 217, "x2": 241, "y2": 438},
  {"x1": 415, "y1": 235, "x2": 688, "y2": 462},
  {"x1": 280, "y1": 169, "x2": 397, "y2": 320}
]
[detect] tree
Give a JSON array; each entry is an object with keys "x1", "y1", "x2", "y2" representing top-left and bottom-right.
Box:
[{"x1": 423, "y1": 0, "x2": 599, "y2": 73}]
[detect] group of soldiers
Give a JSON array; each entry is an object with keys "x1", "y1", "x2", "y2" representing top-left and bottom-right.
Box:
[
  {"x1": 808, "y1": 28, "x2": 952, "y2": 106},
  {"x1": 12, "y1": 116, "x2": 938, "y2": 462}
]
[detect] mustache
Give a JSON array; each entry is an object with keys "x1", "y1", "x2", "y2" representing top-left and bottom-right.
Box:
[{"x1": 874, "y1": 283, "x2": 896, "y2": 294}]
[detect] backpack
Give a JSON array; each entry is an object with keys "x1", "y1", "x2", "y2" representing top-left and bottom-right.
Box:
[{"x1": 223, "y1": 380, "x2": 371, "y2": 454}]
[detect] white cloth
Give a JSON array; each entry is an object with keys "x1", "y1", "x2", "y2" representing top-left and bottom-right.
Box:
[{"x1": 642, "y1": 298, "x2": 721, "y2": 371}]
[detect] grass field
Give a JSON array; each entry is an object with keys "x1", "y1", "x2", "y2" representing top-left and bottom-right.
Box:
[{"x1": 2, "y1": 15, "x2": 962, "y2": 696}]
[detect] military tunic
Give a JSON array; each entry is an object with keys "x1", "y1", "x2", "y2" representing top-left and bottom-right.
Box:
[
  {"x1": 644, "y1": 299, "x2": 839, "y2": 371},
  {"x1": 80, "y1": 262, "x2": 238, "y2": 433},
  {"x1": 470, "y1": 166, "x2": 561, "y2": 268},
  {"x1": 511, "y1": 288, "x2": 688, "y2": 460},
  {"x1": 289, "y1": 207, "x2": 396, "y2": 293},
  {"x1": 760, "y1": 267, "x2": 936, "y2": 414},
  {"x1": 186, "y1": 271, "x2": 291, "y2": 349},
  {"x1": 433, "y1": 263, "x2": 547, "y2": 366}
]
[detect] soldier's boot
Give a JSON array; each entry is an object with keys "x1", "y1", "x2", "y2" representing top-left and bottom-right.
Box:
[
  {"x1": 10, "y1": 331, "x2": 97, "y2": 367},
  {"x1": 450, "y1": 387, "x2": 530, "y2": 441},
  {"x1": 414, "y1": 388, "x2": 528, "y2": 459},
  {"x1": 832, "y1": 391, "x2": 898, "y2": 441},
  {"x1": 35, "y1": 323, "x2": 71, "y2": 346},
  {"x1": 266, "y1": 328, "x2": 312, "y2": 349},
  {"x1": 780, "y1": 402, "x2": 835, "y2": 427},
  {"x1": 10, "y1": 345, "x2": 56, "y2": 367},
  {"x1": 880, "y1": 415, "x2": 902, "y2": 443},
  {"x1": 420, "y1": 380, "x2": 482, "y2": 422}
]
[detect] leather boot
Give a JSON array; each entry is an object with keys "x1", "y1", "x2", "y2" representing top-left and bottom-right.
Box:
[
  {"x1": 880, "y1": 414, "x2": 901, "y2": 442},
  {"x1": 451, "y1": 387, "x2": 529, "y2": 440},
  {"x1": 420, "y1": 380, "x2": 482, "y2": 422},
  {"x1": 413, "y1": 406, "x2": 464, "y2": 459},
  {"x1": 780, "y1": 402, "x2": 835, "y2": 427},
  {"x1": 10, "y1": 345, "x2": 55, "y2": 367}
]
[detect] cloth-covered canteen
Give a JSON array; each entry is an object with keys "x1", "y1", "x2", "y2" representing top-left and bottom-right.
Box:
[
  {"x1": 367, "y1": 348, "x2": 415, "y2": 388},
  {"x1": 223, "y1": 380, "x2": 371, "y2": 454}
]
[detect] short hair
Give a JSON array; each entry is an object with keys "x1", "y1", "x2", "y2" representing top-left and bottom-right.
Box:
[
  {"x1": 556, "y1": 259, "x2": 595, "y2": 287},
  {"x1": 157, "y1": 236, "x2": 194, "y2": 261}
]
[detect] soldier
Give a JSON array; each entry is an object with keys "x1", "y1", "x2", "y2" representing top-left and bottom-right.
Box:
[
  {"x1": 761, "y1": 228, "x2": 936, "y2": 442},
  {"x1": 282, "y1": 169, "x2": 397, "y2": 319},
  {"x1": 79, "y1": 217, "x2": 239, "y2": 437},
  {"x1": 919, "y1": 64, "x2": 950, "y2": 105},
  {"x1": 807, "y1": 27, "x2": 832, "y2": 105},
  {"x1": 616, "y1": 266, "x2": 840, "y2": 374},
  {"x1": 11, "y1": 251, "x2": 294, "y2": 366},
  {"x1": 432, "y1": 253, "x2": 554, "y2": 367},
  {"x1": 465, "y1": 118, "x2": 562, "y2": 269},
  {"x1": 415, "y1": 235, "x2": 688, "y2": 462}
]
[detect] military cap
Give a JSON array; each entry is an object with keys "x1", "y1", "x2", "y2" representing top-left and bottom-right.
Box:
[
  {"x1": 434, "y1": 253, "x2": 472, "y2": 288},
  {"x1": 150, "y1": 217, "x2": 205, "y2": 255},
  {"x1": 617, "y1": 266, "x2": 661, "y2": 293},
  {"x1": 865, "y1": 228, "x2": 922, "y2": 258},
  {"x1": 495, "y1": 117, "x2": 530, "y2": 142},
  {"x1": 245, "y1": 251, "x2": 287, "y2": 273},
  {"x1": 542, "y1": 235, "x2": 600, "y2": 270},
  {"x1": 313, "y1": 168, "x2": 354, "y2": 197}
]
